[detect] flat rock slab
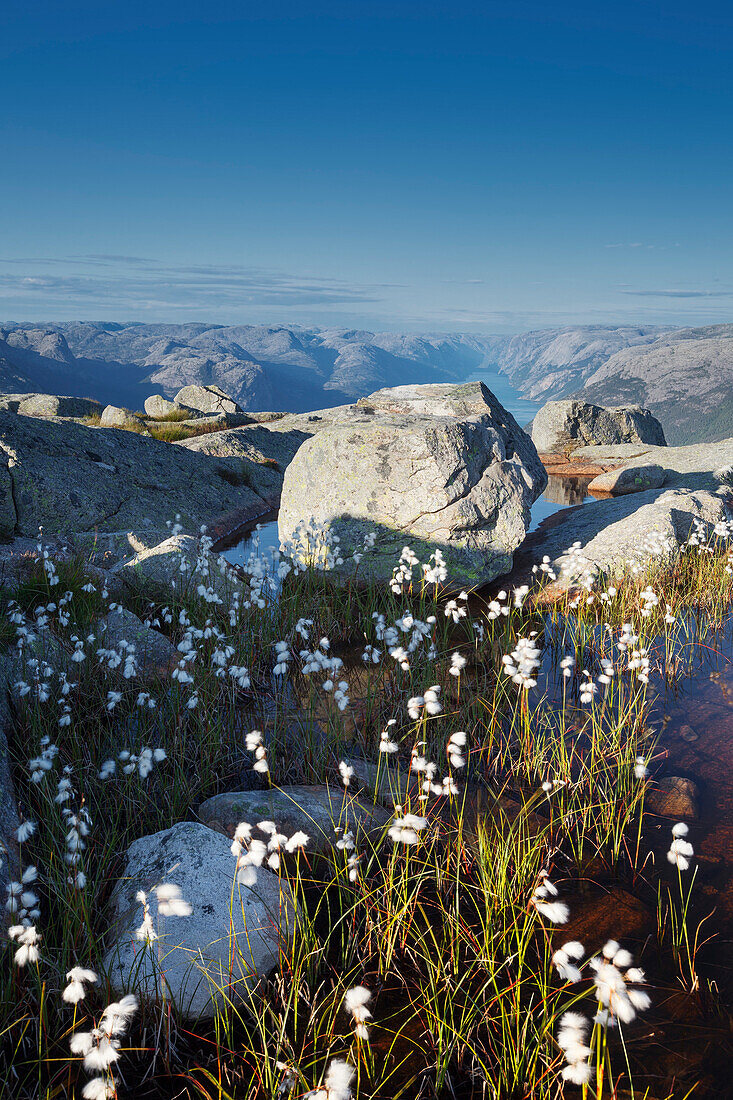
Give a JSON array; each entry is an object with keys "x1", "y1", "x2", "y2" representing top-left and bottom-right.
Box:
[
  {"x1": 587, "y1": 463, "x2": 666, "y2": 494},
  {"x1": 199, "y1": 785, "x2": 391, "y2": 853},
  {"x1": 0, "y1": 410, "x2": 269, "y2": 540},
  {"x1": 516, "y1": 486, "x2": 730, "y2": 585},
  {"x1": 17, "y1": 394, "x2": 103, "y2": 419},
  {"x1": 105, "y1": 821, "x2": 295, "y2": 1019},
  {"x1": 572, "y1": 437, "x2": 733, "y2": 487}
]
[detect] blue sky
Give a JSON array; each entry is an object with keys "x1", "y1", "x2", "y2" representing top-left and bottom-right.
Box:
[{"x1": 1, "y1": 0, "x2": 732, "y2": 332}]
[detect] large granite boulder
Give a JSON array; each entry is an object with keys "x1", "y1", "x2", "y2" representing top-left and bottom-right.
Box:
[
  {"x1": 174, "y1": 385, "x2": 243, "y2": 416},
  {"x1": 113, "y1": 534, "x2": 242, "y2": 604},
  {"x1": 17, "y1": 394, "x2": 103, "y2": 419},
  {"x1": 532, "y1": 400, "x2": 666, "y2": 454},
  {"x1": 0, "y1": 411, "x2": 271, "y2": 540},
  {"x1": 277, "y1": 382, "x2": 547, "y2": 589},
  {"x1": 104, "y1": 822, "x2": 295, "y2": 1019}
]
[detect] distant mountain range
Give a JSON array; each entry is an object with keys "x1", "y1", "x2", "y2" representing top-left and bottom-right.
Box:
[{"x1": 1, "y1": 320, "x2": 731, "y2": 444}]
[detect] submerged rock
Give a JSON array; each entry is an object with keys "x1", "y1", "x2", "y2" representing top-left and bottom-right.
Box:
[
  {"x1": 532, "y1": 400, "x2": 666, "y2": 454},
  {"x1": 277, "y1": 382, "x2": 547, "y2": 590},
  {"x1": 104, "y1": 822, "x2": 295, "y2": 1019},
  {"x1": 645, "y1": 776, "x2": 700, "y2": 820}
]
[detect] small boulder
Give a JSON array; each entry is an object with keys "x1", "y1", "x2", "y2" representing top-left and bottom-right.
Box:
[
  {"x1": 104, "y1": 822, "x2": 295, "y2": 1019},
  {"x1": 588, "y1": 464, "x2": 666, "y2": 495},
  {"x1": 199, "y1": 785, "x2": 390, "y2": 853},
  {"x1": 18, "y1": 394, "x2": 103, "y2": 419},
  {"x1": 96, "y1": 607, "x2": 178, "y2": 679},
  {"x1": 532, "y1": 400, "x2": 666, "y2": 454},
  {"x1": 100, "y1": 405, "x2": 149, "y2": 432},
  {"x1": 144, "y1": 394, "x2": 182, "y2": 419},
  {"x1": 174, "y1": 385, "x2": 243, "y2": 416},
  {"x1": 114, "y1": 534, "x2": 242, "y2": 605},
  {"x1": 645, "y1": 776, "x2": 700, "y2": 820}
]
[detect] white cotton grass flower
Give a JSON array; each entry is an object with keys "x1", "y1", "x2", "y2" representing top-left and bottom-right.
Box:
[
  {"x1": 530, "y1": 873, "x2": 569, "y2": 924},
  {"x1": 155, "y1": 882, "x2": 192, "y2": 917},
  {"x1": 667, "y1": 822, "x2": 694, "y2": 870},
  {"x1": 388, "y1": 812, "x2": 427, "y2": 846},
  {"x1": 551, "y1": 940, "x2": 585, "y2": 983},
  {"x1": 63, "y1": 966, "x2": 99, "y2": 1005},
  {"x1": 501, "y1": 635, "x2": 540, "y2": 690},
  {"x1": 446, "y1": 730, "x2": 467, "y2": 769},
  {"x1": 338, "y1": 761, "x2": 354, "y2": 788},
  {"x1": 634, "y1": 755, "x2": 649, "y2": 779},
  {"x1": 449, "y1": 651, "x2": 467, "y2": 677},
  {"x1": 15, "y1": 820, "x2": 36, "y2": 843},
  {"x1": 557, "y1": 1011, "x2": 592, "y2": 1085},
  {"x1": 343, "y1": 984, "x2": 372, "y2": 1039},
  {"x1": 308, "y1": 1058, "x2": 356, "y2": 1100},
  {"x1": 9, "y1": 924, "x2": 41, "y2": 967},
  {"x1": 407, "y1": 685, "x2": 442, "y2": 720},
  {"x1": 379, "y1": 719, "x2": 399, "y2": 754},
  {"x1": 589, "y1": 942, "x2": 650, "y2": 1027}
]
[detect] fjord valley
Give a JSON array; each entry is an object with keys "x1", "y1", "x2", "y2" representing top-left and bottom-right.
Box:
[{"x1": 3, "y1": 320, "x2": 733, "y2": 444}]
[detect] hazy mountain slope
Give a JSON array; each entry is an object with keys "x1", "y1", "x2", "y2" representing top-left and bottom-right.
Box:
[
  {"x1": 497, "y1": 326, "x2": 668, "y2": 400},
  {"x1": 0, "y1": 323, "x2": 506, "y2": 412},
  {"x1": 577, "y1": 324, "x2": 733, "y2": 444}
]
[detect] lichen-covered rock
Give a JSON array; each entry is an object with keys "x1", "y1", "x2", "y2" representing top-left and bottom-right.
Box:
[
  {"x1": 0, "y1": 411, "x2": 269, "y2": 539},
  {"x1": 104, "y1": 822, "x2": 295, "y2": 1019},
  {"x1": 100, "y1": 405, "x2": 149, "y2": 432},
  {"x1": 17, "y1": 394, "x2": 103, "y2": 419},
  {"x1": 278, "y1": 382, "x2": 547, "y2": 589},
  {"x1": 174, "y1": 384, "x2": 243, "y2": 416},
  {"x1": 532, "y1": 400, "x2": 666, "y2": 453},
  {"x1": 588, "y1": 464, "x2": 666, "y2": 495},
  {"x1": 199, "y1": 785, "x2": 390, "y2": 853}
]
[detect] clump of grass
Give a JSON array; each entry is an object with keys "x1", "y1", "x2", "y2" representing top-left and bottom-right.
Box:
[{"x1": 1, "y1": 519, "x2": 731, "y2": 1098}]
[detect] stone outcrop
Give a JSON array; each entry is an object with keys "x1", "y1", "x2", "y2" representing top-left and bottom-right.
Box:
[
  {"x1": 104, "y1": 822, "x2": 295, "y2": 1019},
  {"x1": 277, "y1": 382, "x2": 547, "y2": 589},
  {"x1": 587, "y1": 464, "x2": 666, "y2": 495},
  {"x1": 174, "y1": 384, "x2": 243, "y2": 416},
  {"x1": 17, "y1": 394, "x2": 103, "y2": 419},
  {"x1": 0, "y1": 411, "x2": 272, "y2": 542},
  {"x1": 199, "y1": 785, "x2": 390, "y2": 854},
  {"x1": 531, "y1": 400, "x2": 666, "y2": 454}
]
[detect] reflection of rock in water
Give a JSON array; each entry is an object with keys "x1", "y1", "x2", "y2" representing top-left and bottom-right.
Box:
[{"x1": 543, "y1": 475, "x2": 592, "y2": 506}]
